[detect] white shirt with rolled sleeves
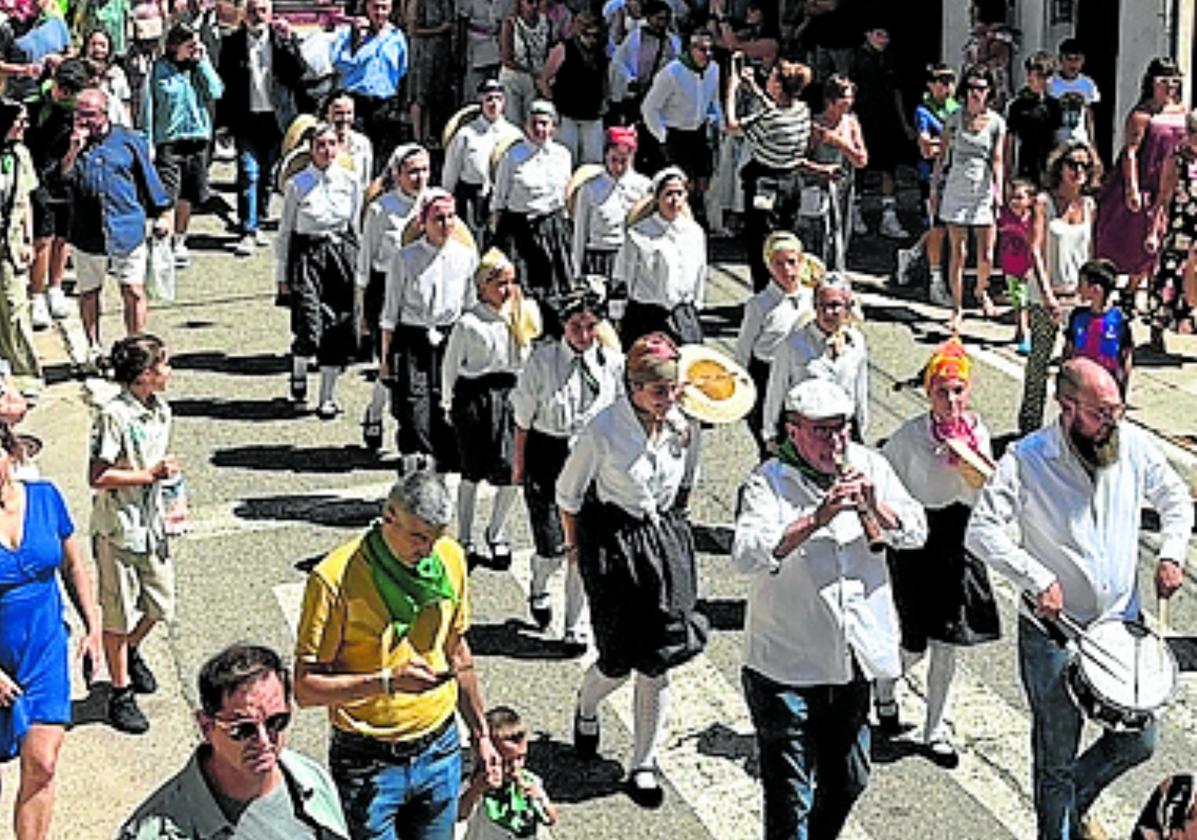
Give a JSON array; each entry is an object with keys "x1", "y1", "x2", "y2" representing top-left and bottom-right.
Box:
[
  {"x1": 733, "y1": 282, "x2": 813, "y2": 368},
  {"x1": 442, "y1": 114, "x2": 519, "y2": 194},
  {"x1": 357, "y1": 189, "x2": 419, "y2": 284},
  {"x1": 510, "y1": 339, "x2": 625, "y2": 439},
  {"x1": 761, "y1": 320, "x2": 869, "y2": 442},
  {"x1": 380, "y1": 237, "x2": 478, "y2": 331},
  {"x1": 491, "y1": 139, "x2": 572, "y2": 216},
  {"x1": 640, "y1": 58, "x2": 721, "y2": 143},
  {"x1": 570, "y1": 169, "x2": 651, "y2": 274},
  {"x1": 614, "y1": 212, "x2": 706, "y2": 309},
  {"x1": 556, "y1": 397, "x2": 700, "y2": 520},
  {"x1": 440, "y1": 300, "x2": 538, "y2": 411},
  {"x1": 275, "y1": 163, "x2": 362, "y2": 285},
  {"x1": 881, "y1": 413, "x2": 993, "y2": 510},
  {"x1": 732, "y1": 445, "x2": 927, "y2": 686},
  {"x1": 965, "y1": 420, "x2": 1193, "y2": 626}
]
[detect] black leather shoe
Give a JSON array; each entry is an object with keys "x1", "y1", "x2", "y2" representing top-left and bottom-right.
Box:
[
  {"x1": 625, "y1": 767, "x2": 664, "y2": 809},
  {"x1": 528, "y1": 593, "x2": 552, "y2": 630},
  {"x1": 362, "y1": 416, "x2": 383, "y2": 451},
  {"x1": 109, "y1": 688, "x2": 150, "y2": 734},
  {"x1": 486, "y1": 539, "x2": 512, "y2": 571},
  {"x1": 573, "y1": 708, "x2": 599, "y2": 759},
  {"x1": 875, "y1": 701, "x2": 901, "y2": 737},
  {"x1": 128, "y1": 646, "x2": 157, "y2": 695}
]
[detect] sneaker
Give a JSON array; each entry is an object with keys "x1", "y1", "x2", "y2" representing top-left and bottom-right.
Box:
[
  {"x1": 234, "y1": 234, "x2": 255, "y2": 257},
  {"x1": 851, "y1": 204, "x2": 868, "y2": 236},
  {"x1": 173, "y1": 241, "x2": 191, "y2": 269},
  {"x1": 880, "y1": 209, "x2": 909, "y2": 239},
  {"x1": 894, "y1": 246, "x2": 917, "y2": 287},
  {"x1": 929, "y1": 275, "x2": 951, "y2": 307},
  {"x1": 1016, "y1": 338, "x2": 1031, "y2": 356},
  {"x1": 108, "y1": 688, "x2": 150, "y2": 734},
  {"x1": 128, "y1": 646, "x2": 157, "y2": 694},
  {"x1": 253, "y1": 229, "x2": 270, "y2": 248},
  {"x1": 30, "y1": 294, "x2": 50, "y2": 330},
  {"x1": 46, "y1": 286, "x2": 71, "y2": 319}
]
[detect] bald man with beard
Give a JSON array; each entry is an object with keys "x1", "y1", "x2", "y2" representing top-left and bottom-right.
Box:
[{"x1": 966, "y1": 357, "x2": 1194, "y2": 840}]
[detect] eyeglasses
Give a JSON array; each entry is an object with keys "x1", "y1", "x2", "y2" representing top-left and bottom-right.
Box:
[
  {"x1": 1063, "y1": 157, "x2": 1091, "y2": 171},
  {"x1": 966, "y1": 83, "x2": 990, "y2": 93},
  {"x1": 796, "y1": 419, "x2": 850, "y2": 440},
  {"x1": 213, "y1": 711, "x2": 291, "y2": 741},
  {"x1": 1067, "y1": 398, "x2": 1125, "y2": 424}
]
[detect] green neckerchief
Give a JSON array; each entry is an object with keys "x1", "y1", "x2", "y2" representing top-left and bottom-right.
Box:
[
  {"x1": 482, "y1": 774, "x2": 549, "y2": 838},
  {"x1": 922, "y1": 92, "x2": 960, "y2": 123},
  {"x1": 362, "y1": 524, "x2": 457, "y2": 641},
  {"x1": 679, "y1": 51, "x2": 702, "y2": 75},
  {"x1": 777, "y1": 439, "x2": 836, "y2": 490}
]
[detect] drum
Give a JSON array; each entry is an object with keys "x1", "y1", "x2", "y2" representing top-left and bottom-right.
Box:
[{"x1": 1066, "y1": 618, "x2": 1179, "y2": 732}]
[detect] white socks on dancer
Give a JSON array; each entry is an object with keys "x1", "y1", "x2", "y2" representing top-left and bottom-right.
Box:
[
  {"x1": 486, "y1": 485, "x2": 518, "y2": 544},
  {"x1": 578, "y1": 664, "x2": 626, "y2": 719},
  {"x1": 457, "y1": 480, "x2": 478, "y2": 547},
  {"x1": 630, "y1": 672, "x2": 670, "y2": 771},
  {"x1": 923, "y1": 642, "x2": 957, "y2": 743},
  {"x1": 318, "y1": 366, "x2": 340, "y2": 406},
  {"x1": 365, "y1": 379, "x2": 389, "y2": 423},
  {"x1": 530, "y1": 553, "x2": 587, "y2": 634},
  {"x1": 291, "y1": 355, "x2": 309, "y2": 383}
]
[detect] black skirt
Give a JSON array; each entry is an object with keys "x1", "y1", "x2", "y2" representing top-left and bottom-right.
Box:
[
  {"x1": 581, "y1": 247, "x2": 617, "y2": 279},
  {"x1": 886, "y1": 502, "x2": 1001, "y2": 651},
  {"x1": 451, "y1": 371, "x2": 518, "y2": 484},
  {"x1": 620, "y1": 298, "x2": 703, "y2": 350},
  {"x1": 389, "y1": 324, "x2": 459, "y2": 471},
  {"x1": 522, "y1": 427, "x2": 571, "y2": 557},
  {"x1": 362, "y1": 267, "x2": 386, "y2": 360},
  {"x1": 492, "y1": 210, "x2": 573, "y2": 335},
  {"x1": 664, "y1": 125, "x2": 712, "y2": 180},
  {"x1": 576, "y1": 500, "x2": 709, "y2": 678},
  {"x1": 746, "y1": 355, "x2": 771, "y2": 461},
  {"x1": 288, "y1": 231, "x2": 359, "y2": 366},
  {"x1": 453, "y1": 180, "x2": 488, "y2": 245}
]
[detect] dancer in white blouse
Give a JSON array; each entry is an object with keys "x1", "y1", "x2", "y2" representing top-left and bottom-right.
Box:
[
  {"x1": 276, "y1": 123, "x2": 362, "y2": 418},
  {"x1": 512, "y1": 278, "x2": 623, "y2": 650},
  {"x1": 762, "y1": 273, "x2": 868, "y2": 444},
  {"x1": 570, "y1": 126, "x2": 651, "y2": 282},
  {"x1": 615, "y1": 166, "x2": 707, "y2": 348},
  {"x1": 442, "y1": 248, "x2": 540, "y2": 568},
  {"x1": 442, "y1": 79, "x2": 520, "y2": 240}
]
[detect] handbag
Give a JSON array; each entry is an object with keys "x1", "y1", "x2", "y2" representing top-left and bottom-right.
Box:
[{"x1": 144, "y1": 234, "x2": 175, "y2": 302}]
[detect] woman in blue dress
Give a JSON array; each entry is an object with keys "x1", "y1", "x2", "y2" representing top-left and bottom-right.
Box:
[{"x1": 0, "y1": 421, "x2": 102, "y2": 838}]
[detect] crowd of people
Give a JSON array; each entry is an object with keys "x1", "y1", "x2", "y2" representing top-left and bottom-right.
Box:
[{"x1": 0, "y1": 0, "x2": 1194, "y2": 838}]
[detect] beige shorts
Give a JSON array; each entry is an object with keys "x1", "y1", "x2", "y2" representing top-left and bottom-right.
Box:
[
  {"x1": 74, "y1": 244, "x2": 148, "y2": 295},
  {"x1": 94, "y1": 534, "x2": 175, "y2": 632}
]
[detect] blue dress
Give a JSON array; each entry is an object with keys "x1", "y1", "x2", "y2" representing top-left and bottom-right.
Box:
[{"x1": 0, "y1": 481, "x2": 74, "y2": 761}]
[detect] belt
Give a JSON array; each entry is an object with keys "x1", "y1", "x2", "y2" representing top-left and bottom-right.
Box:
[{"x1": 331, "y1": 715, "x2": 455, "y2": 763}]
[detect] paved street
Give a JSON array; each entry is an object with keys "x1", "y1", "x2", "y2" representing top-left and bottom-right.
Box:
[{"x1": 5, "y1": 174, "x2": 1197, "y2": 839}]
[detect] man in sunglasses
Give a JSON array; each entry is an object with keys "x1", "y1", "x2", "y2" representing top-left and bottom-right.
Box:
[
  {"x1": 118, "y1": 644, "x2": 349, "y2": 838},
  {"x1": 967, "y1": 358, "x2": 1193, "y2": 840}
]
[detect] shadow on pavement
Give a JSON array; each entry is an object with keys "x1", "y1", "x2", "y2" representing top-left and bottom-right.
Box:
[
  {"x1": 529, "y1": 735, "x2": 627, "y2": 804},
  {"x1": 234, "y1": 493, "x2": 383, "y2": 528},
  {"x1": 213, "y1": 444, "x2": 398, "y2": 472},
  {"x1": 696, "y1": 598, "x2": 745, "y2": 632},
  {"x1": 468, "y1": 619, "x2": 584, "y2": 662},
  {"x1": 172, "y1": 397, "x2": 303, "y2": 422},
  {"x1": 171, "y1": 351, "x2": 290, "y2": 376}
]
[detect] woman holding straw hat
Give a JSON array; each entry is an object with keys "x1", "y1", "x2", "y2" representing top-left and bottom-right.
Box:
[
  {"x1": 379, "y1": 189, "x2": 478, "y2": 473},
  {"x1": 735, "y1": 231, "x2": 816, "y2": 459},
  {"x1": 570, "y1": 126, "x2": 651, "y2": 284},
  {"x1": 614, "y1": 167, "x2": 707, "y2": 349},
  {"x1": 556, "y1": 331, "x2": 707, "y2": 808},
  {"x1": 512, "y1": 277, "x2": 623, "y2": 651},
  {"x1": 874, "y1": 338, "x2": 999, "y2": 766},
  {"x1": 441, "y1": 248, "x2": 539, "y2": 569}
]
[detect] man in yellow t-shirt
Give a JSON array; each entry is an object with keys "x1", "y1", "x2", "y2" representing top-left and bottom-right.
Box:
[{"x1": 294, "y1": 470, "x2": 499, "y2": 839}]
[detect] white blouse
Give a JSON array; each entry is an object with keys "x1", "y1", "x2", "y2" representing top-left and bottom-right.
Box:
[
  {"x1": 511, "y1": 338, "x2": 625, "y2": 439},
  {"x1": 358, "y1": 189, "x2": 419, "y2": 281},
  {"x1": 440, "y1": 301, "x2": 539, "y2": 408},
  {"x1": 762, "y1": 320, "x2": 869, "y2": 441},
  {"x1": 734, "y1": 281, "x2": 813, "y2": 367},
  {"x1": 346, "y1": 130, "x2": 374, "y2": 190},
  {"x1": 442, "y1": 114, "x2": 520, "y2": 193},
  {"x1": 492, "y1": 139, "x2": 572, "y2": 216},
  {"x1": 571, "y1": 168, "x2": 652, "y2": 271},
  {"x1": 556, "y1": 396, "x2": 700, "y2": 519},
  {"x1": 380, "y1": 237, "x2": 478, "y2": 331},
  {"x1": 275, "y1": 163, "x2": 362, "y2": 284},
  {"x1": 881, "y1": 413, "x2": 993, "y2": 510},
  {"x1": 614, "y1": 212, "x2": 707, "y2": 309}
]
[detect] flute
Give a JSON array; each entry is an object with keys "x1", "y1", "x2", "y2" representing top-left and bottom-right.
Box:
[{"x1": 833, "y1": 452, "x2": 886, "y2": 552}]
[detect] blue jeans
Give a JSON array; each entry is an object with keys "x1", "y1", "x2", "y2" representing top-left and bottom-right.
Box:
[
  {"x1": 234, "y1": 115, "x2": 281, "y2": 233},
  {"x1": 329, "y1": 722, "x2": 462, "y2": 840},
  {"x1": 1018, "y1": 616, "x2": 1157, "y2": 840},
  {"x1": 742, "y1": 667, "x2": 871, "y2": 840}
]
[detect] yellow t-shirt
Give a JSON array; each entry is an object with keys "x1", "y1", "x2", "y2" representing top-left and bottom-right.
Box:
[{"x1": 294, "y1": 533, "x2": 470, "y2": 741}]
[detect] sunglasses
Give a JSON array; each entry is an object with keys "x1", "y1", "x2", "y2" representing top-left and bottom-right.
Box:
[
  {"x1": 967, "y1": 83, "x2": 990, "y2": 93},
  {"x1": 213, "y1": 711, "x2": 291, "y2": 741},
  {"x1": 1063, "y1": 157, "x2": 1091, "y2": 171}
]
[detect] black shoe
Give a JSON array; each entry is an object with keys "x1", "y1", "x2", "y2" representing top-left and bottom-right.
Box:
[
  {"x1": 362, "y1": 416, "x2": 383, "y2": 451},
  {"x1": 573, "y1": 708, "x2": 599, "y2": 759},
  {"x1": 625, "y1": 767, "x2": 665, "y2": 809},
  {"x1": 925, "y1": 737, "x2": 960, "y2": 770},
  {"x1": 875, "y1": 701, "x2": 901, "y2": 737},
  {"x1": 109, "y1": 688, "x2": 150, "y2": 734},
  {"x1": 289, "y1": 374, "x2": 307, "y2": 405},
  {"x1": 486, "y1": 536, "x2": 512, "y2": 571},
  {"x1": 128, "y1": 646, "x2": 157, "y2": 694},
  {"x1": 528, "y1": 593, "x2": 552, "y2": 630}
]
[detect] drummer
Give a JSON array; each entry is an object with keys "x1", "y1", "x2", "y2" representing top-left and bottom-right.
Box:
[
  {"x1": 511, "y1": 277, "x2": 623, "y2": 651},
  {"x1": 734, "y1": 231, "x2": 815, "y2": 460},
  {"x1": 570, "y1": 127, "x2": 651, "y2": 284},
  {"x1": 357, "y1": 143, "x2": 430, "y2": 450},
  {"x1": 442, "y1": 79, "x2": 519, "y2": 241},
  {"x1": 874, "y1": 338, "x2": 1000, "y2": 767},
  {"x1": 966, "y1": 358, "x2": 1193, "y2": 840}
]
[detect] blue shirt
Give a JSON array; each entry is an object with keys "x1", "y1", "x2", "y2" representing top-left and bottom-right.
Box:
[
  {"x1": 331, "y1": 24, "x2": 408, "y2": 98},
  {"x1": 58, "y1": 126, "x2": 172, "y2": 257},
  {"x1": 914, "y1": 95, "x2": 959, "y2": 183},
  {"x1": 141, "y1": 57, "x2": 224, "y2": 146}
]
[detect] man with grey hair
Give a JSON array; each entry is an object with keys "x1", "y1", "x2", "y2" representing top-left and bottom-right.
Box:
[
  {"x1": 293, "y1": 470, "x2": 499, "y2": 839},
  {"x1": 966, "y1": 358, "x2": 1193, "y2": 840}
]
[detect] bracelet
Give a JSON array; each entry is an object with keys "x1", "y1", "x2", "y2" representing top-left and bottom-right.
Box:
[{"x1": 379, "y1": 669, "x2": 391, "y2": 695}]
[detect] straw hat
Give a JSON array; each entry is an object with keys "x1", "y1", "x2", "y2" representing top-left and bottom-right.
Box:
[
  {"x1": 566, "y1": 163, "x2": 605, "y2": 217},
  {"x1": 625, "y1": 194, "x2": 693, "y2": 228},
  {"x1": 276, "y1": 147, "x2": 356, "y2": 193},
  {"x1": 400, "y1": 212, "x2": 478, "y2": 251},
  {"x1": 488, "y1": 132, "x2": 523, "y2": 182},
  {"x1": 676, "y1": 344, "x2": 756, "y2": 425},
  {"x1": 442, "y1": 104, "x2": 481, "y2": 149},
  {"x1": 282, "y1": 114, "x2": 319, "y2": 156}
]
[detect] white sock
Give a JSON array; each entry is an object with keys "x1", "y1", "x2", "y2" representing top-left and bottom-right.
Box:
[
  {"x1": 563, "y1": 557, "x2": 586, "y2": 634},
  {"x1": 291, "y1": 355, "x2": 310, "y2": 381},
  {"x1": 930, "y1": 268, "x2": 944, "y2": 286},
  {"x1": 630, "y1": 671, "x2": 670, "y2": 771},
  {"x1": 530, "y1": 553, "x2": 561, "y2": 597},
  {"x1": 577, "y1": 664, "x2": 627, "y2": 719},
  {"x1": 486, "y1": 485, "x2": 518, "y2": 544},
  {"x1": 457, "y1": 480, "x2": 477, "y2": 547},
  {"x1": 173, "y1": 233, "x2": 186, "y2": 248},
  {"x1": 924, "y1": 642, "x2": 957, "y2": 742},
  {"x1": 318, "y1": 366, "x2": 340, "y2": 405},
  {"x1": 882, "y1": 196, "x2": 897, "y2": 209},
  {"x1": 366, "y1": 379, "x2": 389, "y2": 422},
  {"x1": 874, "y1": 677, "x2": 897, "y2": 707}
]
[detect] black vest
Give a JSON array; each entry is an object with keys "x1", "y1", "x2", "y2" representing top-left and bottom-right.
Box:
[{"x1": 552, "y1": 37, "x2": 606, "y2": 121}]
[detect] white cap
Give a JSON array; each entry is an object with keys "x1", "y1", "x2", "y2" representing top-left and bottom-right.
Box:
[{"x1": 784, "y1": 378, "x2": 854, "y2": 420}]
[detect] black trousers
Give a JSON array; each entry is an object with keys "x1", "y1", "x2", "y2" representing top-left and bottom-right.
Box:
[{"x1": 742, "y1": 160, "x2": 804, "y2": 292}]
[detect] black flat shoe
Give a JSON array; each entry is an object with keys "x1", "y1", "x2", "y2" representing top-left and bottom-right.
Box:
[
  {"x1": 925, "y1": 737, "x2": 960, "y2": 770},
  {"x1": 362, "y1": 416, "x2": 383, "y2": 451},
  {"x1": 875, "y1": 700, "x2": 901, "y2": 737},
  {"x1": 486, "y1": 537, "x2": 512, "y2": 571},
  {"x1": 528, "y1": 593, "x2": 552, "y2": 630},
  {"x1": 625, "y1": 767, "x2": 664, "y2": 809},
  {"x1": 573, "y1": 708, "x2": 599, "y2": 759}
]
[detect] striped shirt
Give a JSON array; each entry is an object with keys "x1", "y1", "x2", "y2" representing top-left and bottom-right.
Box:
[{"x1": 742, "y1": 100, "x2": 811, "y2": 170}]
